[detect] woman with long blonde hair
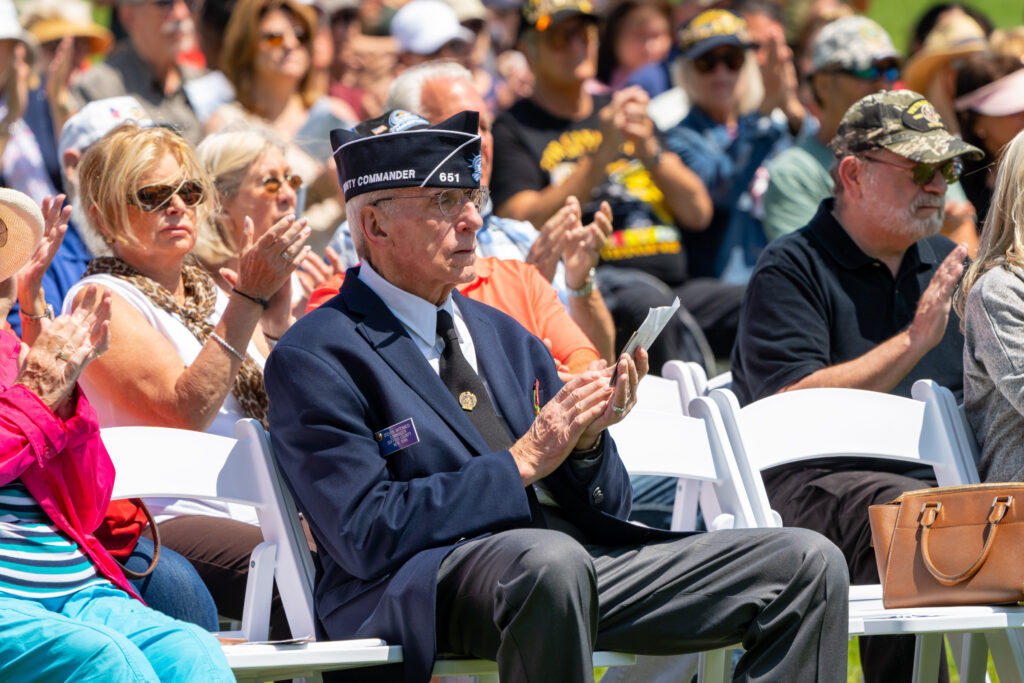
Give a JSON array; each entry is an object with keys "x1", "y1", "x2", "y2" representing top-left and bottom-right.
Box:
[{"x1": 956, "y1": 127, "x2": 1024, "y2": 482}]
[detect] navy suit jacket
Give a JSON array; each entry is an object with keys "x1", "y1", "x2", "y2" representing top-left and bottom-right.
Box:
[{"x1": 265, "y1": 268, "x2": 673, "y2": 683}]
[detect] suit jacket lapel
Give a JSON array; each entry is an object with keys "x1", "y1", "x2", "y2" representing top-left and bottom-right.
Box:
[{"x1": 341, "y1": 273, "x2": 491, "y2": 454}]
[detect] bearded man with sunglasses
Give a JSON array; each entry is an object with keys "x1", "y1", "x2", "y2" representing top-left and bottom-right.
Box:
[
  {"x1": 731, "y1": 90, "x2": 984, "y2": 683},
  {"x1": 762, "y1": 15, "x2": 976, "y2": 247}
]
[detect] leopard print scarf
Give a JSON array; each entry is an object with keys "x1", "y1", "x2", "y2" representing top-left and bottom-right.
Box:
[{"x1": 85, "y1": 255, "x2": 269, "y2": 429}]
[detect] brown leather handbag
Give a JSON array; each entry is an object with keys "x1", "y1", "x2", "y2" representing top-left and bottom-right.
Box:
[{"x1": 868, "y1": 483, "x2": 1024, "y2": 608}]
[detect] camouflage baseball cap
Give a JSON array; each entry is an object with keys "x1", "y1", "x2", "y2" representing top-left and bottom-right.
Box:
[
  {"x1": 812, "y1": 16, "x2": 900, "y2": 73},
  {"x1": 831, "y1": 90, "x2": 983, "y2": 164}
]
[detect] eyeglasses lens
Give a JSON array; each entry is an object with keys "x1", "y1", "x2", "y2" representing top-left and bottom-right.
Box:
[
  {"x1": 844, "y1": 60, "x2": 902, "y2": 81},
  {"x1": 911, "y1": 158, "x2": 962, "y2": 186},
  {"x1": 262, "y1": 174, "x2": 303, "y2": 194},
  {"x1": 437, "y1": 188, "x2": 489, "y2": 216}
]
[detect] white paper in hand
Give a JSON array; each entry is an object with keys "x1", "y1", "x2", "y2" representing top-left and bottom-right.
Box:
[
  {"x1": 611, "y1": 297, "x2": 680, "y2": 386},
  {"x1": 622, "y1": 297, "x2": 680, "y2": 356}
]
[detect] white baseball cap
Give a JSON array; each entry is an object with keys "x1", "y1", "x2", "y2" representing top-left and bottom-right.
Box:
[
  {"x1": 390, "y1": 0, "x2": 474, "y2": 55},
  {"x1": 58, "y1": 96, "x2": 154, "y2": 166},
  {"x1": 0, "y1": 188, "x2": 44, "y2": 282}
]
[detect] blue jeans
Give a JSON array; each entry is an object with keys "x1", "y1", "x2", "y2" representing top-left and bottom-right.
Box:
[
  {"x1": 0, "y1": 583, "x2": 233, "y2": 682},
  {"x1": 125, "y1": 536, "x2": 219, "y2": 630}
]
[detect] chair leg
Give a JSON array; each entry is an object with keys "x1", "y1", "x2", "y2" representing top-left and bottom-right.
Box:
[
  {"x1": 912, "y1": 634, "x2": 943, "y2": 683},
  {"x1": 697, "y1": 648, "x2": 730, "y2": 683},
  {"x1": 948, "y1": 633, "x2": 989, "y2": 683},
  {"x1": 986, "y1": 630, "x2": 1024, "y2": 683}
]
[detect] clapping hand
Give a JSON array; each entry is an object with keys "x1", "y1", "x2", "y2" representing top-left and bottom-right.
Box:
[
  {"x1": 527, "y1": 200, "x2": 577, "y2": 282},
  {"x1": 15, "y1": 284, "x2": 111, "y2": 418},
  {"x1": 563, "y1": 200, "x2": 611, "y2": 289},
  {"x1": 230, "y1": 214, "x2": 311, "y2": 303},
  {"x1": 509, "y1": 347, "x2": 648, "y2": 485},
  {"x1": 18, "y1": 195, "x2": 70, "y2": 345}
]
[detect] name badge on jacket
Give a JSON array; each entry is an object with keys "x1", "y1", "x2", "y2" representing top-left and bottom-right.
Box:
[{"x1": 375, "y1": 418, "x2": 420, "y2": 456}]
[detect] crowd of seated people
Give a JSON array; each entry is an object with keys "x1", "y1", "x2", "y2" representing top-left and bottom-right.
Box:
[{"x1": 2, "y1": 0, "x2": 1024, "y2": 680}]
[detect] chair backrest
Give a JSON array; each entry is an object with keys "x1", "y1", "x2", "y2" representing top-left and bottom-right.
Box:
[
  {"x1": 608, "y1": 373, "x2": 760, "y2": 529},
  {"x1": 104, "y1": 420, "x2": 317, "y2": 641},
  {"x1": 911, "y1": 379, "x2": 982, "y2": 485},
  {"x1": 663, "y1": 361, "x2": 731, "y2": 416},
  {"x1": 705, "y1": 387, "x2": 974, "y2": 528}
]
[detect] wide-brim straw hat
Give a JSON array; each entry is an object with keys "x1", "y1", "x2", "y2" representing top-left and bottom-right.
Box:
[
  {"x1": 27, "y1": 17, "x2": 113, "y2": 56},
  {"x1": 0, "y1": 189, "x2": 43, "y2": 282},
  {"x1": 903, "y1": 11, "x2": 987, "y2": 94}
]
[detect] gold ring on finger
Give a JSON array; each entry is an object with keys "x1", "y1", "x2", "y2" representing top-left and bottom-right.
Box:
[{"x1": 56, "y1": 350, "x2": 70, "y2": 362}]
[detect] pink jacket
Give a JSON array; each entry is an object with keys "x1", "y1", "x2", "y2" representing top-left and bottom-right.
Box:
[{"x1": 0, "y1": 330, "x2": 140, "y2": 600}]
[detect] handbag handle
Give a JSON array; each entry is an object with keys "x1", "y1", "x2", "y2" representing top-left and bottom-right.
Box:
[
  {"x1": 919, "y1": 496, "x2": 1012, "y2": 585},
  {"x1": 117, "y1": 499, "x2": 161, "y2": 580}
]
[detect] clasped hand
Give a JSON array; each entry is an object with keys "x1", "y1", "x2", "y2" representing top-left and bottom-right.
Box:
[
  {"x1": 14, "y1": 285, "x2": 111, "y2": 418},
  {"x1": 510, "y1": 348, "x2": 648, "y2": 486}
]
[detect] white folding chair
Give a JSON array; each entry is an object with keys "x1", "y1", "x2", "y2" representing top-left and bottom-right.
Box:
[
  {"x1": 911, "y1": 379, "x2": 981, "y2": 485},
  {"x1": 234, "y1": 421, "x2": 634, "y2": 683},
  {"x1": 606, "y1": 372, "x2": 780, "y2": 683},
  {"x1": 660, "y1": 362, "x2": 737, "y2": 530},
  {"x1": 103, "y1": 420, "x2": 401, "y2": 682},
  {"x1": 610, "y1": 370, "x2": 759, "y2": 532},
  {"x1": 704, "y1": 386, "x2": 1024, "y2": 683}
]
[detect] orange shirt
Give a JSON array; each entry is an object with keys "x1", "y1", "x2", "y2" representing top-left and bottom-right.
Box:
[{"x1": 305, "y1": 258, "x2": 598, "y2": 368}]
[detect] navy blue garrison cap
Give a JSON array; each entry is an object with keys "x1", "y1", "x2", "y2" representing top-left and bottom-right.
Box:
[{"x1": 330, "y1": 109, "x2": 482, "y2": 201}]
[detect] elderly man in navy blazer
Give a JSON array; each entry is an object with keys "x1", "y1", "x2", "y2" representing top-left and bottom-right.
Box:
[{"x1": 265, "y1": 108, "x2": 849, "y2": 683}]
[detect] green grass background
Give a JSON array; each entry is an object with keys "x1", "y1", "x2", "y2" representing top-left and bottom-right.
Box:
[{"x1": 867, "y1": 0, "x2": 1024, "y2": 54}]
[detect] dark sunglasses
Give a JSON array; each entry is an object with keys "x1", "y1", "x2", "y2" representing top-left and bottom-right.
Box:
[
  {"x1": 260, "y1": 29, "x2": 309, "y2": 47},
  {"x1": 862, "y1": 155, "x2": 963, "y2": 186},
  {"x1": 262, "y1": 174, "x2": 303, "y2": 195},
  {"x1": 693, "y1": 49, "x2": 745, "y2": 74},
  {"x1": 824, "y1": 60, "x2": 901, "y2": 82},
  {"x1": 133, "y1": 180, "x2": 205, "y2": 212}
]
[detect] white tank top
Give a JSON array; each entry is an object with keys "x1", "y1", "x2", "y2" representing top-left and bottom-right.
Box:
[{"x1": 63, "y1": 274, "x2": 264, "y2": 524}]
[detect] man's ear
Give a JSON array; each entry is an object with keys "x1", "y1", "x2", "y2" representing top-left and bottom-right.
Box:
[
  {"x1": 358, "y1": 204, "x2": 389, "y2": 248},
  {"x1": 63, "y1": 149, "x2": 81, "y2": 188},
  {"x1": 837, "y1": 155, "x2": 864, "y2": 199}
]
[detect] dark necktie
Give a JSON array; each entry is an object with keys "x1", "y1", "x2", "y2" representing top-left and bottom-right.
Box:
[
  {"x1": 436, "y1": 309, "x2": 513, "y2": 451},
  {"x1": 436, "y1": 309, "x2": 547, "y2": 527}
]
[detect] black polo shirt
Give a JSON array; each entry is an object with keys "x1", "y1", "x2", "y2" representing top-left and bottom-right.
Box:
[{"x1": 730, "y1": 198, "x2": 965, "y2": 406}]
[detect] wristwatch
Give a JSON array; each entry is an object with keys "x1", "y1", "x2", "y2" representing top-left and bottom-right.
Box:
[{"x1": 567, "y1": 268, "x2": 596, "y2": 298}]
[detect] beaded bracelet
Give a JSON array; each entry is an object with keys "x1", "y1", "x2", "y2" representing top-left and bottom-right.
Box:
[
  {"x1": 210, "y1": 332, "x2": 247, "y2": 362},
  {"x1": 232, "y1": 287, "x2": 270, "y2": 309}
]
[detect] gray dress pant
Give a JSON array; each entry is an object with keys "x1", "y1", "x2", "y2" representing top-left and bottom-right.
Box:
[{"x1": 435, "y1": 516, "x2": 848, "y2": 683}]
